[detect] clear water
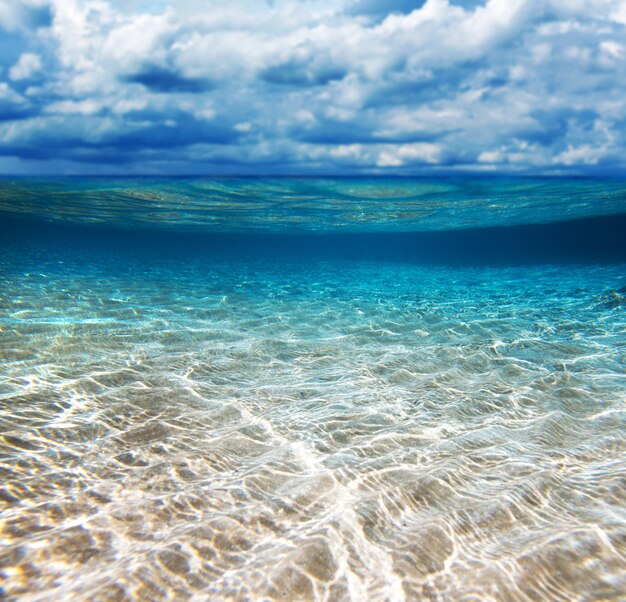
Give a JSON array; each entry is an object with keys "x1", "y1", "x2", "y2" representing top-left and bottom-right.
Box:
[
  {"x1": 1, "y1": 176, "x2": 626, "y2": 232},
  {"x1": 1, "y1": 177, "x2": 625, "y2": 601}
]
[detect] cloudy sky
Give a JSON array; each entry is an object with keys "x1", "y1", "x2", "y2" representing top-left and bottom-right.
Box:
[{"x1": 0, "y1": 0, "x2": 625, "y2": 175}]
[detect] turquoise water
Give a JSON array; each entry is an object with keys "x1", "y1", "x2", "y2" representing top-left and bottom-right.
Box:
[
  {"x1": 1, "y1": 177, "x2": 625, "y2": 601},
  {"x1": 2, "y1": 176, "x2": 626, "y2": 232}
]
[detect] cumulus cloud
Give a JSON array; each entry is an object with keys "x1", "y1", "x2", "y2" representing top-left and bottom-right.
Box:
[
  {"x1": 0, "y1": 0, "x2": 625, "y2": 174},
  {"x1": 9, "y1": 52, "x2": 43, "y2": 80}
]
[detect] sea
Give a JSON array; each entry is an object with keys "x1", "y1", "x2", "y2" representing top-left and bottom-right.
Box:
[{"x1": 0, "y1": 176, "x2": 625, "y2": 601}]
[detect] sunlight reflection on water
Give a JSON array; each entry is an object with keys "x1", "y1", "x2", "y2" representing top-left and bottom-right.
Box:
[{"x1": 1, "y1": 245, "x2": 625, "y2": 601}]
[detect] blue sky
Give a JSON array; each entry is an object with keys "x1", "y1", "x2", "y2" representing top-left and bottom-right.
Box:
[{"x1": 0, "y1": 0, "x2": 625, "y2": 175}]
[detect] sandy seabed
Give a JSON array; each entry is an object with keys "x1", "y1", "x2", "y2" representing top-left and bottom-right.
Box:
[{"x1": 1, "y1": 248, "x2": 625, "y2": 601}]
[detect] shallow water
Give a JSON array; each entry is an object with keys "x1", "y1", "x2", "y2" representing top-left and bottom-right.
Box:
[{"x1": 1, "y1": 178, "x2": 625, "y2": 601}]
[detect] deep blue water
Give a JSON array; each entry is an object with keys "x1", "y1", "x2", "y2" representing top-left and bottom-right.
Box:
[{"x1": 1, "y1": 177, "x2": 625, "y2": 601}]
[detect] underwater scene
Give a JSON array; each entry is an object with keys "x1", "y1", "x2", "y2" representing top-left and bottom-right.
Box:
[{"x1": 1, "y1": 177, "x2": 625, "y2": 601}]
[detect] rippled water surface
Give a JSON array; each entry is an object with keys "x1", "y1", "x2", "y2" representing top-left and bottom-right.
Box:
[
  {"x1": 1, "y1": 178, "x2": 626, "y2": 601},
  {"x1": 1, "y1": 176, "x2": 626, "y2": 232}
]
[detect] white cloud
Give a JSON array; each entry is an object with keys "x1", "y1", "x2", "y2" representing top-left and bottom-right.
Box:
[
  {"x1": 0, "y1": 82, "x2": 26, "y2": 103},
  {"x1": 330, "y1": 144, "x2": 365, "y2": 159},
  {"x1": 555, "y1": 144, "x2": 608, "y2": 166},
  {"x1": 0, "y1": 0, "x2": 625, "y2": 173},
  {"x1": 600, "y1": 40, "x2": 624, "y2": 58},
  {"x1": 45, "y1": 98, "x2": 102, "y2": 114},
  {"x1": 0, "y1": 1, "x2": 22, "y2": 31},
  {"x1": 478, "y1": 149, "x2": 503, "y2": 163},
  {"x1": 9, "y1": 52, "x2": 43, "y2": 80},
  {"x1": 377, "y1": 143, "x2": 443, "y2": 167},
  {"x1": 612, "y1": 2, "x2": 626, "y2": 25}
]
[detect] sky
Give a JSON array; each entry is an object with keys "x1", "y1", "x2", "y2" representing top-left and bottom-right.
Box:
[{"x1": 0, "y1": 0, "x2": 625, "y2": 175}]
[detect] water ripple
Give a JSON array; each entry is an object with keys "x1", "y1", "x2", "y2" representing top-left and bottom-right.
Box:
[
  {"x1": 1, "y1": 255, "x2": 625, "y2": 601},
  {"x1": 1, "y1": 177, "x2": 626, "y2": 233}
]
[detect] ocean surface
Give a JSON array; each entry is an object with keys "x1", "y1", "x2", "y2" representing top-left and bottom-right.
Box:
[{"x1": 1, "y1": 177, "x2": 625, "y2": 601}]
